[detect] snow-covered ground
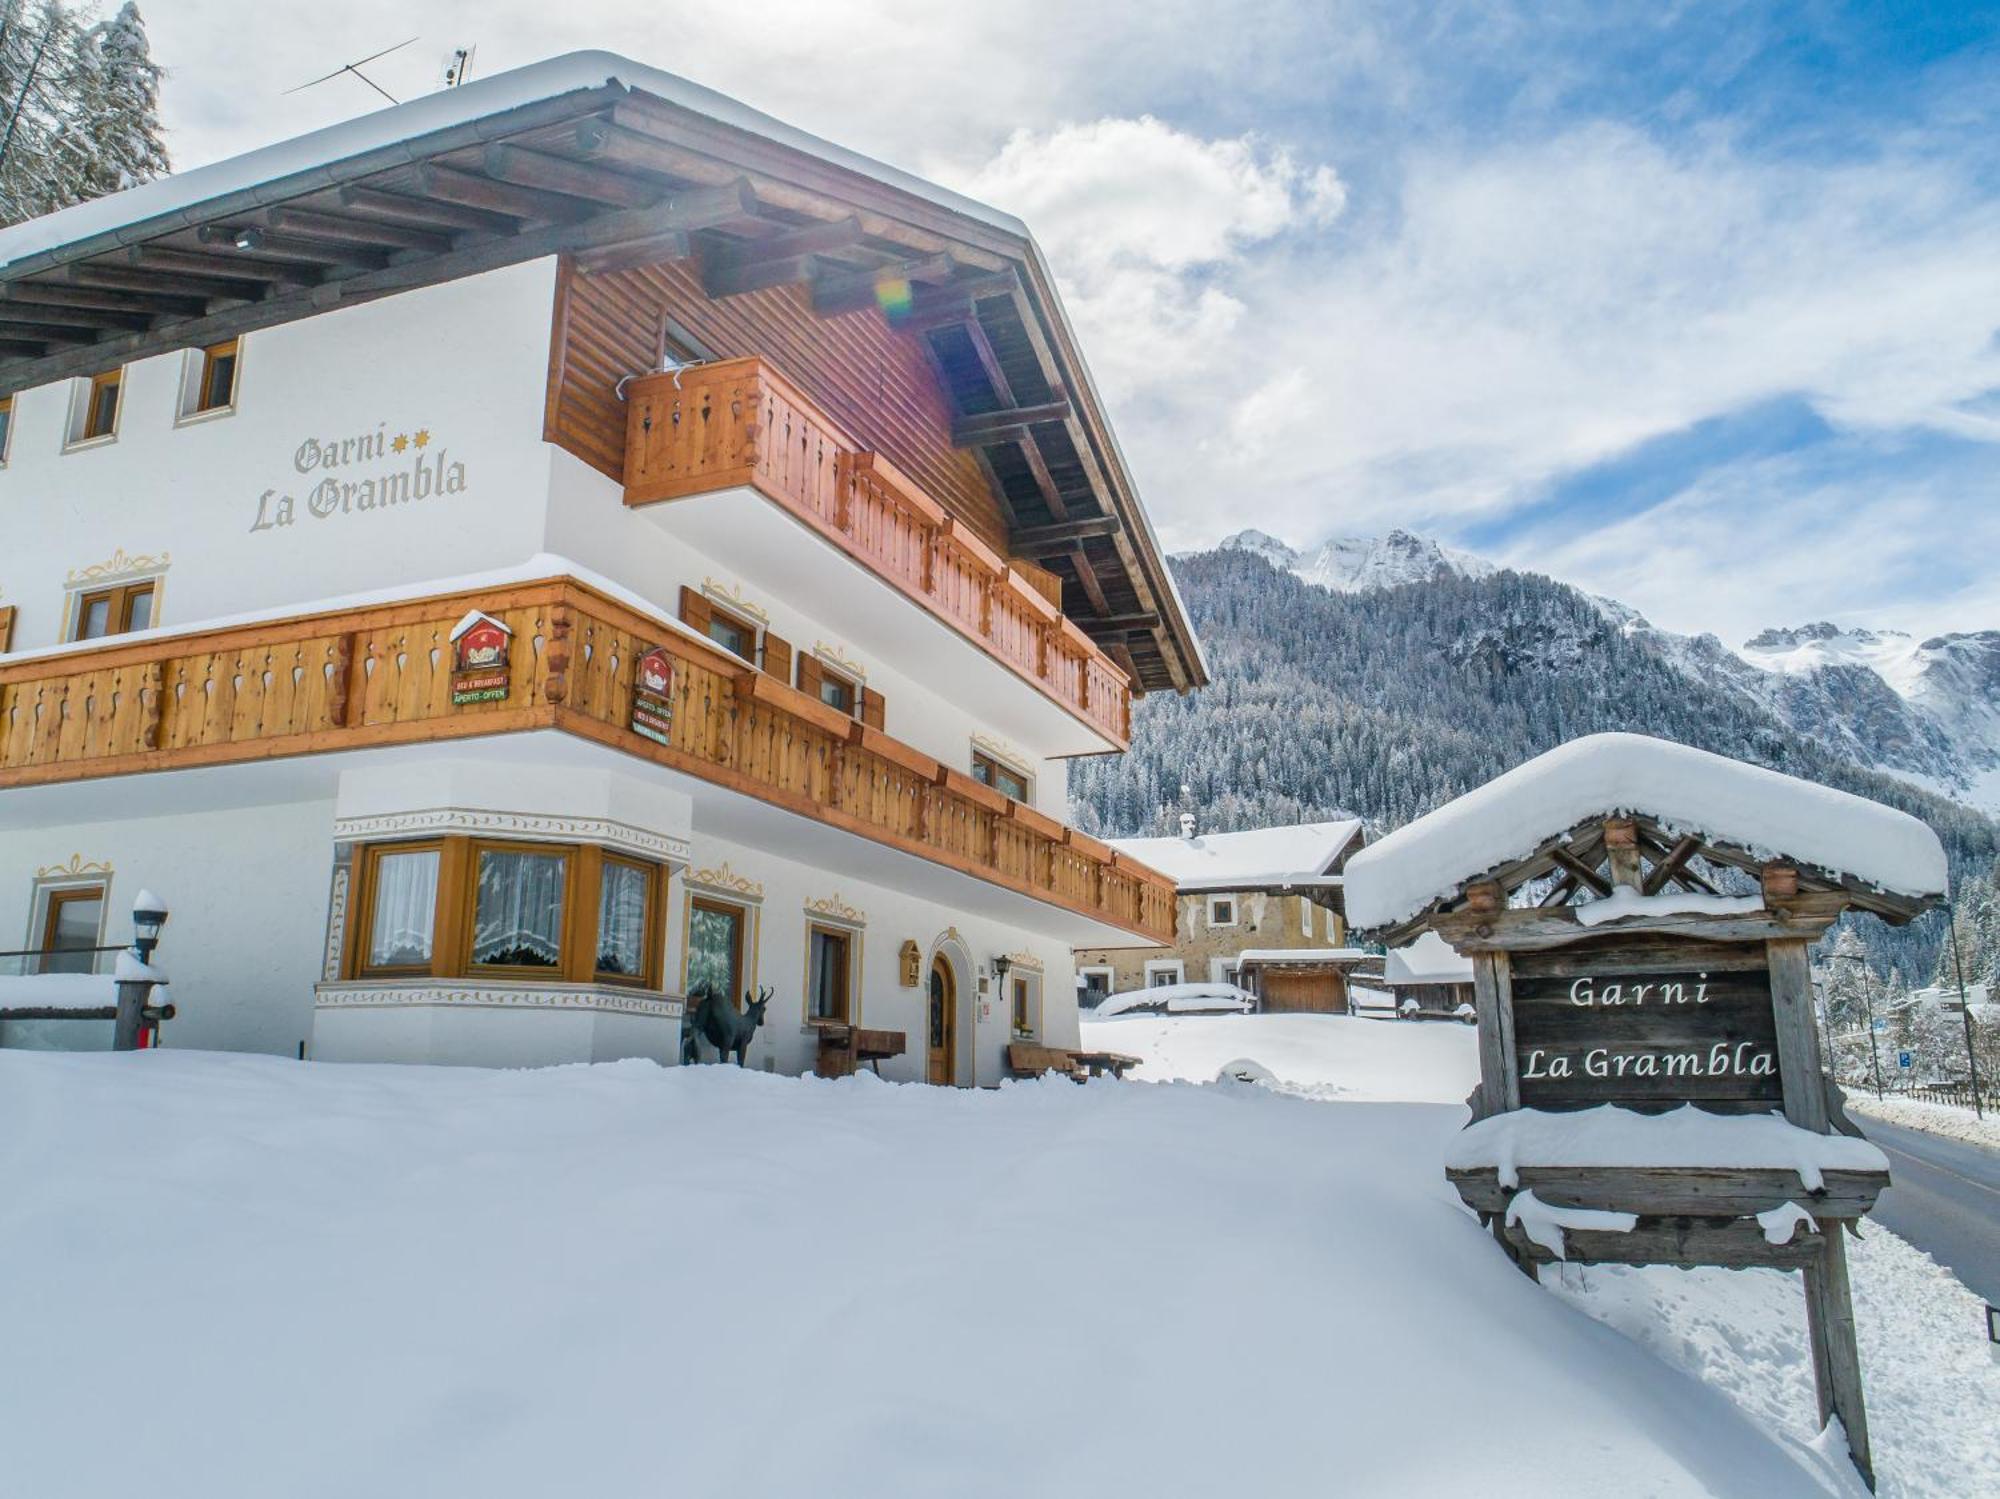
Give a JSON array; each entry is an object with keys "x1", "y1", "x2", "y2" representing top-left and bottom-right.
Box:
[
  {"x1": 2, "y1": 1026, "x2": 1992, "y2": 1498},
  {"x1": 1081, "y1": 1009, "x2": 1479, "y2": 1102},
  {"x1": 1848, "y1": 1093, "x2": 2000, "y2": 1150}
]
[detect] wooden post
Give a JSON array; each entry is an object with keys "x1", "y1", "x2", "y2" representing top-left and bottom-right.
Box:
[
  {"x1": 1767, "y1": 938, "x2": 1830, "y2": 1133},
  {"x1": 1603, "y1": 818, "x2": 1642, "y2": 890},
  {"x1": 1803, "y1": 1230, "x2": 1874, "y2": 1489},
  {"x1": 1469, "y1": 950, "x2": 1519, "y2": 1116},
  {"x1": 111, "y1": 976, "x2": 151, "y2": 1052}
]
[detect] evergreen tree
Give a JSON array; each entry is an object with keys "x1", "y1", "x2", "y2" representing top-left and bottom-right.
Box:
[{"x1": 73, "y1": 2, "x2": 165, "y2": 194}]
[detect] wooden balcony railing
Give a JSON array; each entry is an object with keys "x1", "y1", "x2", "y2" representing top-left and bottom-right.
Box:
[
  {"x1": 0, "y1": 576, "x2": 1174, "y2": 943},
  {"x1": 622, "y1": 357, "x2": 1133, "y2": 748}
]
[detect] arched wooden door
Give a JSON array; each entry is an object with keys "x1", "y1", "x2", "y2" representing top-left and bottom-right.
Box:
[{"x1": 927, "y1": 955, "x2": 956, "y2": 1086}]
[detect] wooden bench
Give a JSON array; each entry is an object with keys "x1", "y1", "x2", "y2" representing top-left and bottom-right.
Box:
[
  {"x1": 812, "y1": 1024, "x2": 907, "y2": 1078},
  {"x1": 1006, "y1": 1043, "x2": 1140, "y2": 1082}
]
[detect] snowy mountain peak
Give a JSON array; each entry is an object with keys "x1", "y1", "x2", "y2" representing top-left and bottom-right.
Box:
[{"x1": 1217, "y1": 528, "x2": 1495, "y2": 593}]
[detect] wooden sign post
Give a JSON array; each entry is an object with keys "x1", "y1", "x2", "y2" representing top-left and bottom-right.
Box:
[{"x1": 1356, "y1": 792, "x2": 1941, "y2": 1493}]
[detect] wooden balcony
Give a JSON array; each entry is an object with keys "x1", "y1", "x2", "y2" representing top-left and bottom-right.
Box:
[
  {"x1": 0, "y1": 576, "x2": 1174, "y2": 943},
  {"x1": 621, "y1": 357, "x2": 1133, "y2": 748}
]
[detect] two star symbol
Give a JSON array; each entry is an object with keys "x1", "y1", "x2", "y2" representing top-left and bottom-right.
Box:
[{"x1": 389, "y1": 429, "x2": 432, "y2": 454}]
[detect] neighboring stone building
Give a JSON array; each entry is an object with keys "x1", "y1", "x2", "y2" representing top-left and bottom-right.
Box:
[{"x1": 1075, "y1": 818, "x2": 1369, "y2": 1013}]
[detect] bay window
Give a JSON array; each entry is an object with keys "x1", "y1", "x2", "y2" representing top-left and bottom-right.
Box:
[{"x1": 348, "y1": 837, "x2": 662, "y2": 988}]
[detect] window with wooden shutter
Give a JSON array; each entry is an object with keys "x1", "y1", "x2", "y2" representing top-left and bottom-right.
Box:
[
  {"x1": 859, "y1": 687, "x2": 885, "y2": 730},
  {"x1": 760, "y1": 631, "x2": 792, "y2": 683},
  {"x1": 678, "y1": 585, "x2": 714, "y2": 638},
  {"x1": 0, "y1": 605, "x2": 14, "y2": 653},
  {"x1": 797, "y1": 654, "x2": 825, "y2": 702}
]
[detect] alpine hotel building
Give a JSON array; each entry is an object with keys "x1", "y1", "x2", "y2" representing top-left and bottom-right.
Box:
[{"x1": 0, "y1": 54, "x2": 1205, "y2": 1080}]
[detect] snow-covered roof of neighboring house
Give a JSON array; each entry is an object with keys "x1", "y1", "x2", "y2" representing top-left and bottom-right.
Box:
[
  {"x1": 1345, "y1": 733, "x2": 1948, "y2": 934},
  {"x1": 0, "y1": 51, "x2": 1025, "y2": 271},
  {"x1": 1092, "y1": 982, "x2": 1255, "y2": 1017},
  {"x1": 1108, "y1": 820, "x2": 1365, "y2": 893},
  {"x1": 1234, "y1": 948, "x2": 1376, "y2": 966},
  {"x1": 1382, "y1": 932, "x2": 1474, "y2": 987}
]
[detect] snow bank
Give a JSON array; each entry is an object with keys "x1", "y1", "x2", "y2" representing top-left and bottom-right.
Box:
[
  {"x1": 1345, "y1": 733, "x2": 1948, "y2": 933},
  {"x1": 0, "y1": 1050, "x2": 1844, "y2": 1498},
  {"x1": 1576, "y1": 889, "x2": 1765, "y2": 927},
  {"x1": 1383, "y1": 930, "x2": 1473, "y2": 985},
  {"x1": 1081, "y1": 1011, "x2": 1479, "y2": 1103},
  {"x1": 1847, "y1": 1094, "x2": 2000, "y2": 1151},
  {"x1": 1446, "y1": 1105, "x2": 1890, "y2": 1190},
  {"x1": 1091, "y1": 982, "x2": 1254, "y2": 1016},
  {"x1": 0, "y1": 973, "x2": 117, "y2": 1011}
]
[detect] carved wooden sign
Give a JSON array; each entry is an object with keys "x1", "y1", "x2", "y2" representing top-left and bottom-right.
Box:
[
  {"x1": 898, "y1": 939, "x2": 921, "y2": 988},
  {"x1": 630, "y1": 646, "x2": 676, "y2": 746},
  {"x1": 1510, "y1": 937, "x2": 1782, "y2": 1113},
  {"x1": 449, "y1": 611, "x2": 511, "y2": 706}
]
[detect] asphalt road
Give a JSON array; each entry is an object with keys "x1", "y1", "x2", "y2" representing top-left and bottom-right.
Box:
[{"x1": 1861, "y1": 1115, "x2": 2000, "y2": 1306}]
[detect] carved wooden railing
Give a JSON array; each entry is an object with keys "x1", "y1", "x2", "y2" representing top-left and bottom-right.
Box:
[
  {"x1": 0, "y1": 576, "x2": 1174, "y2": 942},
  {"x1": 622, "y1": 357, "x2": 1132, "y2": 747}
]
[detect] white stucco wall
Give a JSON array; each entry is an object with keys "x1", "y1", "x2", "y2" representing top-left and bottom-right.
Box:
[
  {"x1": 0, "y1": 797, "x2": 336, "y2": 1057},
  {"x1": 0, "y1": 259, "x2": 559, "y2": 650}
]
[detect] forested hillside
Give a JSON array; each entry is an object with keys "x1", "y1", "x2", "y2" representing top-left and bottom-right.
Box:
[{"x1": 1070, "y1": 549, "x2": 2000, "y2": 983}]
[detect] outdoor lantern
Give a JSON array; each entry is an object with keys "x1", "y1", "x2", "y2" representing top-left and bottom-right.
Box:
[
  {"x1": 991, "y1": 954, "x2": 1013, "y2": 985},
  {"x1": 131, "y1": 891, "x2": 169, "y2": 962}
]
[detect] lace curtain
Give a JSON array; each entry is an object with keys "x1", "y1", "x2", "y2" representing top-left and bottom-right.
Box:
[
  {"x1": 367, "y1": 850, "x2": 438, "y2": 967},
  {"x1": 472, "y1": 850, "x2": 566, "y2": 967}
]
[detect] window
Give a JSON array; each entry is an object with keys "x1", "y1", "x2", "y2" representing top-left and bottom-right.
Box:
[
  {"x1": 1207, "y1": 894, "x2": 1237, "y2": 928},
  {"x1": 71, "y1": 369, "x2": 122, "y2": 444},
  {"x1": 70, "y1": 580, "x2": 155, "y2": 641},
  {"x1": 349, "y1": 837, "x2": 661, "y2": 986},
  {"x1": 1145, "y1": 960, "x2": 1185, "y2": 988},
  {"x1": 1011, "y1": 976, "x2": 1033, "y2": 1036},
  {"x1": 971, "y1": 750, "x2": 1030, "y2": 802},
  {"x1": 1078, "y1": 967, "x2": 1114, "y2": 1008},
  {"x1": 470, "y1": 845, "x2": 568, "y2": 970},
  {"x1": 686, "y1": 896, "x2": 747, "y2": 1006},
  {"x1": 816, "y1": 669, "x2": 855, "y2": 715},
  {"x1": 194, "y1": 339, "x2": 239, "y2": 415},
  {"x1": 1210, "y1": 958, "x2": 1241, "y2": 987},
  {"x1": 595, "y1": 856, "x2": 654, "y2": 982},
  {"x1": 706, "y1": 606, "x2": 756, "y2": 663},
  {"x1": 362, "y1": 844, "x2": 441, "y2": 972},
  {"x1": 0, "y1": 394, "x2": 12, "y2": 463},
  {"x1": 38, "y1": 886, "x2": 106, "y2": 975},
  {"x1": 806, "y1": 924, "x2": 852, "y2": 1023}
]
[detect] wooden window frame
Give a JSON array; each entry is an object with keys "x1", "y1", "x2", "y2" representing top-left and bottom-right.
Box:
[
  {"x1": 188, "y1": 338, "x2": 241, "y2": 418},
  {"x1": 971, "y1": 749, "x2": 1031, "y2": 803},
  {"x1": 1010, "y1": 974, "x2": 1035, "y2": 1038},
  {"x1": 1207, "y1": 894, "x2": 1238, "y2": 928},
  {"x1": 593, "y1": 851, "x2": 663, "y2": 988},
  {"x1": 38, "y1": 884, "x2": 108, "y2": 974},
  {"x1": 0, "y1": 393, "x2": 13, "y2": 465},
  {"x1": 345, "y1": 836, "x2": 662, "y2": 989},
  {"x1": 68, "y1": 579, "x2": 157, "y2": 642},
  {"x1": 804, "y1": 922, "x2": 855, "y2": 1026},
  {"x1": 685, "y1": 893, "x2": 750, "y2": 1006},
  {"x1": 72, "y1": 369, "x2": 122, "y2": 445}
]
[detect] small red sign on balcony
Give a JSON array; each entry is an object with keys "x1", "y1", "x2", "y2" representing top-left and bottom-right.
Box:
[
  {"x1": 449, "y1": 610, "x2": 512, "y2": 706},
  {"x1": 631, "y1": 645, "x2": 675, "y2": 746}
]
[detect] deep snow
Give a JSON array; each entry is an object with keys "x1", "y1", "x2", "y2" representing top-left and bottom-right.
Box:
[{"x1": 0, "y1": 1047, "x2": 1855, "y2": 1499}]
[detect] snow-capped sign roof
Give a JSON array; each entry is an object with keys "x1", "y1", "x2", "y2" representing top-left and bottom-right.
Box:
[
  {"x1": 1345, "y1": 733, "x2": 1948, "y2": 934},
  {"x1": 1382, "y1": 932, "x2": 1474, "y2": 987},
  {"x1": 0, "y1": 51, "x2": 1025, "y2": 272},
  {"x1": 1109, "y1": 820, "x2": 1364, "y2": 893},
  {"x1": 449, "y1": 610, "x2": 513, "y2": 643}
]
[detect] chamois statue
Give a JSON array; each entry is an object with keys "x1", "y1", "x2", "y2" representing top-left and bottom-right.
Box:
[{"x1": 682, "y1": 984, "x2": 772, "y2": 1067}]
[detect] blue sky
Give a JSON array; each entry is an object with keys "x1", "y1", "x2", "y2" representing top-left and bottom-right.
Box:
[{"x1": 153, "y1": 1, "x2": 2000, "y2": 642}]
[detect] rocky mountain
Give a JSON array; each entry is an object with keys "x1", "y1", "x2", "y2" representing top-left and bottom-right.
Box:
[
  {"x1": 1067, "y1": 546, "x2": 2000, "y2": 985},
  {"x1": 1220, "y1": 528, "x2": 1495, "y2": 593},
  {"x1": 1228, "y1": 529, "x2": 2000, "y2": 814}
]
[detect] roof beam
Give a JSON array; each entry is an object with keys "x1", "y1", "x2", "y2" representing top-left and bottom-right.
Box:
[
  {"x1": 951, "y1": 399, "x2": 1072, "y2": 445},
  {"x1": 1548, "y1": 846, "x2": 1615, "y2": 898},
  {"x1": 0, "y1": 300, "x2": 150, "y2": 331},
  {"x1": 811, "y1": 253, "x2": 957, "y2": 315},
  {"x1": 1010, "y1": 515, "x2": 1122, "y2": 557},
  {"x1": 483, "y1": 143, "x2": 661, "y2": 210},
  {"x1": 124, "y1": 244, "x2": 319, "y2": 288},
  {"x1": 0, "y1": 338, "x2": 47, "y2": 358},
  {"x1": 62, "y1": 261, "x2": 268, "y2": 305},
  {"x1": 335, "y1": 184, "x2": 520, "y2": 237},
  {"x1": 0, "y1": 319, "x2": 102, "y2": 345},
  {"x1": 0, "y1": 281, "x2": 205, "y2": 317},
  {"x1": 702, "y1": 215, "x2": 865, "y2": 297},
  {"x1": 415, "y1": 163, "x2": 594, "y2": 226},
  {"x1": 573, "y1": 231, "x2": 690, "y2": 276},
  {"x1": 1080, "y1": 612, "x2": 1162, "y2": 637},
  {"x1": 267, "y1": 205, "x2": 456, "y2": 254}
]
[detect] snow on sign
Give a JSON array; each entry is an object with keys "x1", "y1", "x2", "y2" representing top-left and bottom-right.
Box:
[
  {"x1": 1510, "y1": 939, "x2": 1783, "y2": 1113},
  {"x1": 1343, "y1": 736, "x2": 1950, "y2": 1492}
]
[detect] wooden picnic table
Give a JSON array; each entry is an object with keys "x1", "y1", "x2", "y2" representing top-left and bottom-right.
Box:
[{"x1": 813, "y1": 1024, "x2": 907, "y2": 1078}]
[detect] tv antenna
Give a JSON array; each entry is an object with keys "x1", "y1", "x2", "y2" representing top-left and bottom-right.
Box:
[{"x1": 284, "y1": 37, "x2": 420, "y2": 106}]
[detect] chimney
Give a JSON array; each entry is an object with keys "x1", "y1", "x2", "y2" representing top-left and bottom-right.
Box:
[{"x1": 1179, "y1": 812, "x2": 1197, "y2": 840}]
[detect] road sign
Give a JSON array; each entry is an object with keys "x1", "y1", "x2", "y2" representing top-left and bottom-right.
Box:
[
  {"x1": 1872, "y1": 1018, "x2": 1888, "y2": 1033},
  {"x1": 1897, "y1": 1050, "x2": 1913, "y2": 1069}
]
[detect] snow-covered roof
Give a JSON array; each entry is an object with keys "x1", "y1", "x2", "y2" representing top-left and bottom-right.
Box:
[
  {"x1": 1092, "y1": 982, "x2": 1254, "y2": 1017},
  {"x1": 1234, "y1": 948, "x2": 1375, "y2": 966},
  {"x1": 1345, "y1": 733, "x2": 1948, "y2": 934},
  {"x1": 0, "y1": 51, "x2": 1025, "y2": 272},
  {"x1": 1382, "y1": 932, "x2": 1474, "y2": 987},
  {"x1": 1109, "y1": 820, "x2": 1364, "y2": 892}
]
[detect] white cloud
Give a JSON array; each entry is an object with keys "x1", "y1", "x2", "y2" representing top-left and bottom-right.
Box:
[{"x1": 938, "y1": 117, "x2": 1345, "y2": 392}]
